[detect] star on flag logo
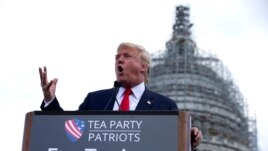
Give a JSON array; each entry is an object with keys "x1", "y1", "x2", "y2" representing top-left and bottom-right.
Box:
[{"x1": 65, "y1": 118, "x2": 85, "y2": 142}]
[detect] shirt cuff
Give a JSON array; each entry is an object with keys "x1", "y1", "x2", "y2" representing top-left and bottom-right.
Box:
[{"x1": 43, "y1": 96, "x2": 55, "y2": 107}]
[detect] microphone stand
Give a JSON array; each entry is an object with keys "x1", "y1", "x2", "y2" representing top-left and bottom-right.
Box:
[{"x1": 103, "y1": 81, "x2": 121, "y2": 110}]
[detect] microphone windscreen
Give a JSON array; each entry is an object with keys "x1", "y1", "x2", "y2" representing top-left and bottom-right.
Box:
[{"x1": 114, "y1": 81, "x2": 122, "y2": 87}]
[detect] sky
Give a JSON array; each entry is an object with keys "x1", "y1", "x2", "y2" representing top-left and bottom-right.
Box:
[{"x1": 0, "y1": 0, "x2": 267, "y2": 150}]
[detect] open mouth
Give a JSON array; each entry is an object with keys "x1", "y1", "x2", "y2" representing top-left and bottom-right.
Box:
[{"x1": 118, "y1": 66, "x2": 123, "y2": 72}]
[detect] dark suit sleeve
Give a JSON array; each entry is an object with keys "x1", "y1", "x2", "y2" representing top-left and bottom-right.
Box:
[
  {"x1": 78, "y1": 93, "x2": 91, "y2": 110},
  {"x1": 40, "y1": 97, "x2": 63, "y2": 111},
  {"x1": 168, "y1": 99, "x2": 178, "y2": 110},
  {"x1": 159, "y1": 96, "x2": 178, "y2": 110},
  {"x1": 151, "y1": 89, "x2": 178, "y2": 110},
  {"x1": 78, "y1": 89, "x2": 115, "y2": 110}
]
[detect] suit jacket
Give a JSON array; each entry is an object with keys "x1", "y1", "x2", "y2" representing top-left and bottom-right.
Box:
[{"x1": 41, "y1": 87, "x2": 178, "y2": 111}]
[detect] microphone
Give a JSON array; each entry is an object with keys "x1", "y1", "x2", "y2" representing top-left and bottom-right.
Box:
[
  {"x1": 103, "y1": 81, "x2": 121, "y2": 110},
  {"x1": 113, "y1": 81, "x2": 121, "y2": 87}
]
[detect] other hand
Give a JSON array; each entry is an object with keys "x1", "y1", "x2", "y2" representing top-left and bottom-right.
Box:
[{"x1": 191, "y1": 127, "x2": 202, "y2": 150}]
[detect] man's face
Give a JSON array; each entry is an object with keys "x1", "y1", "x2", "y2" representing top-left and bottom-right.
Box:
[{"x1": 115, "y1": 46, "x2": 145, "y2": 87}]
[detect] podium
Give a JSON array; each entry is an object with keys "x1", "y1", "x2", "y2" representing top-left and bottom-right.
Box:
[{"x1": 22, "y1": 111, "x2": 191, "y2": 151}]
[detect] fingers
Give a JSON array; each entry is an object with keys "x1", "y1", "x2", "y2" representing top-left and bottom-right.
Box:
[
  {"x1": 196, "y1": 130, "x2": 202, "y2": 140},
  {"x1": 39, "y1": 67, "x2": 44, "y2": 84},
  {"x1": 53, "y1": 78, "x2": 58, "y2": 85},
  {"x1": 39, "y1": 66, "x2": 48, "y2": 86},
  {"x1": 194, "y1": 132, "x2": 202, "y2": 146},
  {"x1": 43, "y1": 78, "x2": 58, "y2": 91},
  {"x1": 191, "y1": 127, "x2": 202, "y2": 148},
  {"x1": 43, "y1": 66, "x2": 48, "y2": 85},
  {"x1": 43, "y1": 80, "x2": 53, "y2": 91},
  {"x1": 38, "y1": 67, "x2": 42, "y2": 80},
  {"x1": 191, "y1": 127, "x2": 198, "y2": 136},
  {"x1": 43, "y1": 78, "x2": 58, "y2": 101},
  {"x1": 39, "y1": 66, "x2": 58, "y2": 101}
]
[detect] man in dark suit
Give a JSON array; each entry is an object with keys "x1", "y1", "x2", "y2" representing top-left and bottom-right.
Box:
[
  {"x1": 41, "y1": 85, "x2": 178, "y2": 111},
  {"x1": 39, "y1": 42, "x2": 202, "y2": 149}
]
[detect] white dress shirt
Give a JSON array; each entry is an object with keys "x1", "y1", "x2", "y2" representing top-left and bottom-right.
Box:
[{"x1": 113, "y1": 82, "x2": 145, "y2": 111}]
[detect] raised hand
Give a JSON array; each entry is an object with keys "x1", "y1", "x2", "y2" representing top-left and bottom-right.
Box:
[{"x1": 39, "y1": 66, "x2": 58, "y2": 102}]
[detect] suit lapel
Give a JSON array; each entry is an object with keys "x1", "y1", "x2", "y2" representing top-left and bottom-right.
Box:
[
  {"x1": 105, "y1": 88, "x2": 118, "y2": 110},
  {"x1": 135, "y1": 88, "x2": 154, "y2": 110}
]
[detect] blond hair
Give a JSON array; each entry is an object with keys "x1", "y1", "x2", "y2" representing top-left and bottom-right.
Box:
[{"x1": 117, "y1": 42, "x2": 151, "y2": 83}]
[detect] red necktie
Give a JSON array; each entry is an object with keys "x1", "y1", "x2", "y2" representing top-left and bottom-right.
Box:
[{"x1": 120, "y1": 88, "x2": 132, "y2": 111}]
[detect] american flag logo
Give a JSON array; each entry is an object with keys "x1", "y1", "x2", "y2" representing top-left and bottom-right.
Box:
[{"x1": 65, "y1": 118, "x2": 85, "y2": 142}]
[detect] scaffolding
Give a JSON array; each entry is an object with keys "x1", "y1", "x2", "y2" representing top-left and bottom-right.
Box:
[{"x1": 148, "y1": 5, "x2": 258, "y2": 151}]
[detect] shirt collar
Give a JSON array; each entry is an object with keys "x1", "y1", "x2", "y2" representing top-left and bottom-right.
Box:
[{"x1": 118, "y1": 82, "x2": 145, "y2": 100}]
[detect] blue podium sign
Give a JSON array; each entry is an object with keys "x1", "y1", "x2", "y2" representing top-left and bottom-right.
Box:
[{"x1": 22, "y1": 111, "x2": 191, "y2": 151}]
